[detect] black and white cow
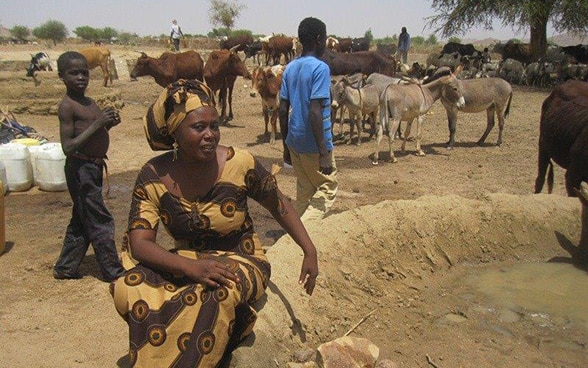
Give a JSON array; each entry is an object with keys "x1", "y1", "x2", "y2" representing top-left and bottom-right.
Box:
[{"x1": 26, "y1": 52, "x2": 52, "y2": 77}]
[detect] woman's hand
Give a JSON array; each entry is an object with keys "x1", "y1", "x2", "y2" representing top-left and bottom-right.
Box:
[
  {"x1": 182, "y1": 258, "x2": 240, "y2": 289},
  {"x1": 299, "y1": 253, "x2": 319, "y2": 295}
]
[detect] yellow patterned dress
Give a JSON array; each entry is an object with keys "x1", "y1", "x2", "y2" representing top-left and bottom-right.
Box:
[{"x1": 111, "y1": 147, "x2": 273, "y2": 367}]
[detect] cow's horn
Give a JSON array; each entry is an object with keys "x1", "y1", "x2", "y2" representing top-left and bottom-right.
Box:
[{"x1": 230, "y1": 44, "x2": 241, "y2": 52}]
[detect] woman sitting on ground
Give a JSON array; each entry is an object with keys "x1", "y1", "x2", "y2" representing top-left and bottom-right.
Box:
[{"x1": 111, "y1": 79, "x2": 319, "y2": 367}]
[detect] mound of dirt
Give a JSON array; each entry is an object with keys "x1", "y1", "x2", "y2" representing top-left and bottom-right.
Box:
[{"x1": 229, "y1": 193, "x2": 582, "y2": 367}]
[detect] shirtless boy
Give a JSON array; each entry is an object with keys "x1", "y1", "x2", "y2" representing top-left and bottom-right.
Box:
[{"x1": 53, "y1": 51, "x2": 124, "y2": 282}]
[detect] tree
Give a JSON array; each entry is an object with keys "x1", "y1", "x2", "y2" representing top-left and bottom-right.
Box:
[
  {"x1": 208, "y1": 0, "x2": 246, "y2": 33},
  {"x1": 74, "y1": 26, "x2": 99, "y2": 41},
  {"x1": 10, "y1": 25, "x2": 30, "y2": 43},
  {"x1": 100, "y1": 27, "x2": 118, "y2": 42},
  {"x1": 118, "y1": 32, "x2": 139, "y2": 45},
  {"x1": 427, "y1": 0, "x2": 588, "y2": 59},
  {"x1": 426, "y1": 34, "x2": 438, "y2": 45},
  {"x1": 412, "y1": 36, "x2": 426, "y2": 46},
  {"x1": 33, "y1": 20, "x2": 68, "y2": 45},
  {"x1": 364, "y1": 28, "x2": 374, "y2": 43}
]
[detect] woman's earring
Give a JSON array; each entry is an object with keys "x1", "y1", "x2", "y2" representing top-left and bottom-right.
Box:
[{"x1": 172, "y1": 142, "x2": 179, "y2": 161}]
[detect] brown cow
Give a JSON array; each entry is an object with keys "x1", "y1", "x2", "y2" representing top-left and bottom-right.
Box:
[
  {"x1": 203, "y1": 47, "x2": 251, "y2": 124},
  {"x1": 78, "y1": 47, "x2": 112, "y2": 87},
  {"x1": 266, "y1": 35, "x2": 295, "y2": 65},
  {"x1": 338, "y1": 38, "x2": 353, "y2": 53},
  {"x1": 534, "y1": 79, "x2": 588, "y2": 196},
  {"x1": 220, "y1": 34, "x2": 254, "y2": 52},
  {"x1": 249, "y1": 65, "x2": 285, "y2": 144},
  {"x1": 130, "y1": 50, "x2": 204, "y2": 87},
  {"x1": 320, "y1": 49, "x2": 397, "y2": 77}
]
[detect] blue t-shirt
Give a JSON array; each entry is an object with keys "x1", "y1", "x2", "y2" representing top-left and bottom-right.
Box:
[{"x1": 279, "y1": 55, "x2": 333, "y2": 154}]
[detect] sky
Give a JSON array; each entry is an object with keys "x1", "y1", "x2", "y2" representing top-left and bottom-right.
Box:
[{"x1": 1, "y1": 0, "x2": 555, "y2": 42}]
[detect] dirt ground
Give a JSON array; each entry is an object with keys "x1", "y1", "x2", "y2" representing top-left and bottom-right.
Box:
[{"x1": 0, "y1": 44, "x2": 586, "y2": 367}]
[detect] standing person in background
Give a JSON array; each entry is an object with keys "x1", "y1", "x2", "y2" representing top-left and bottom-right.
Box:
[
  {"x1": 53, "y1": 51, "x2": 125, "y2": 282},
  {"x1": 397, "y1": 26, "x2": 411, "y2": 64},
  {"x1": 279, "y1": 17, "x2": 338, "y2": 223},
  {"x1": 170, "y1": 19, "x2": 183, "y2": 52}
]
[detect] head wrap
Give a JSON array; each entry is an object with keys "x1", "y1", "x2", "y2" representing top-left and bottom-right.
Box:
[{"x1": 144, "y1": 79, "x2": 216, "y2": 151}]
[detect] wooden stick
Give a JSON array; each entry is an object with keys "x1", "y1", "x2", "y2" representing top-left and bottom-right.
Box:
[
  {"x1": 343, "y1": 309, "x2": 376, "y2": 337},
  {"x1": 426, "y1": 354, "x2": 441, "y2": 368}
]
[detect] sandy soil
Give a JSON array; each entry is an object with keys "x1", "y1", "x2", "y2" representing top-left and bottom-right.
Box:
[{"x1": 0, "y1": 44, "x2": 586, "y2": 367}]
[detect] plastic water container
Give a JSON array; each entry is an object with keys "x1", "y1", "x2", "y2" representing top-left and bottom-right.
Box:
[
  {"x1": 35, "y1": 143, "x2": 67, "y2": 192},
  {"x1": 27, "y1": 144, "x2": 44, "y2": 186},
  {"x1": 0, "y1": 142, "x2": 33, "y2": 192},
  {"x1": 0, "y1": 162, "x2": 7, "y2": 194}
]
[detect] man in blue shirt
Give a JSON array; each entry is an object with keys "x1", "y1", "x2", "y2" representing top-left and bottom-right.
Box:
[
  {"x1": 279, "y1": 17, "x2": 338, "y2": 222},
  {"x1": 397, "y1": 26, "x2": 410, "y2": 64}
]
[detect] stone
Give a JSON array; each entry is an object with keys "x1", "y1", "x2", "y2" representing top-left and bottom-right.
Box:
[{"x1": 316, "y1": 336, "x2": 379, "y2": 368}]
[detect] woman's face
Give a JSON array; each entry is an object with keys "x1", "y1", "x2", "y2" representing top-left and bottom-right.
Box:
[{"x1": 173, "y1": 106, "x2": 221, "y2": 162}]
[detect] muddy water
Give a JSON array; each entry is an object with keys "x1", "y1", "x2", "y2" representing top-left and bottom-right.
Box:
[{"x1": 467, "y1": 262, "x2": 588, "y2": 331}]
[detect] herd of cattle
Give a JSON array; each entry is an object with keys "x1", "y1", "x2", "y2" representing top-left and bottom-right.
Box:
[{"x1": 23, "y1": 35, "x2": 588, "y2": 200}]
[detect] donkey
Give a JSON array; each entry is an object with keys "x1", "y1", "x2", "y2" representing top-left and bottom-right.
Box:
[
  {"x1": 364, "y1": 73, "x2": 410, "y2": 139},
  {"x1": 330, "y1": 72, "x2": 365, "y2": 139},
  {"x1": 331, "y1": 77, "x2": 380, "y2": 145},
  {"x1": 430, "y1": 66, "x2": 513, "y2": 148},
  {"x1": 372, "y1": 72, "x2": 465, "y2": 164}
]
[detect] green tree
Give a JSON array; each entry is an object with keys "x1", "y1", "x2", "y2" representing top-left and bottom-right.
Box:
[
  {"x1": 10, "y1": 25, "x2": 30, "y2": 43},
  {"x1": 448, "y1": 36, "x2": 462, "y2": 43},
  {"x1": 412, "y1": 36, "x2": 426, "y2": 46},
  {"x1": 117, "y1": 32, "x2": 139, "y2": 45},
  {"x1": 428, "y1": 0, "x2": 588, "y2": 59},
  {"x1": 208, "y1": 28, "x2": 231, "y2": 38},
  {"x1": 100, "y1": 27, "x2": 118, "y2": 42},
  {"x1": 74, "y1": 26, "x2": 99, "y2": 41},
  {"x1": 364, "y1": 28, "x2": 374, "y2": 42},
  {"x1": 231, "y1": 29, "x2": 252, "y2": 37},
  {"x1": 377, "y1": 36, "x2": 395, "y2": 44},
  {"x1": 33, "y1": 20, "x2": 68, "y2": 45},
  {"x1": 208, "y1": 0, "x2": 246, "y2": 33},
  {"x1": 426, "y1": 34, "x2": 438, "y2": 45}
]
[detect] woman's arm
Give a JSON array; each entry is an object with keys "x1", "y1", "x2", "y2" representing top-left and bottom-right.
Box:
[
  {"x1": 259, "y1": 189, "x2": 319, "y2": 295},
  {"x1": 129, "y1": 228, "x2": 240, "y2": 288}
]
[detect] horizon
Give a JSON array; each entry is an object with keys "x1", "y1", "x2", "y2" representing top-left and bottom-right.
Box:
[{"x1": 1, "y1": 0, "x2": 561, "y2": 42}]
